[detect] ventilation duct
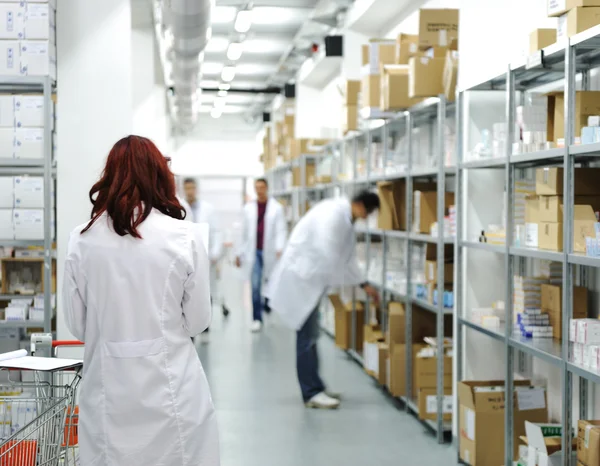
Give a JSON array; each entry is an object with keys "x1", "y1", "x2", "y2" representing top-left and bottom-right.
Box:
[{"x1": 164, "y1": 0, "x2": 212, "y2": 128}]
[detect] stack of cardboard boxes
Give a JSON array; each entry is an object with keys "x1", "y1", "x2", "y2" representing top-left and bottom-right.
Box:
[
  {"x1": 341, "y1": 80, "x2": 361, "y2": 133},
  {"x1": 360, "y1": 39, "x2": 396, "y2": 114},
  {"x1": 414, "y1": 347, "x2": 452, "y2": 422},
  {"x1": 548, "y1": 0, "x2": 600, "y2": 41},
  {"x1": 329, "y1": 295, "x2": 364, "y2": 352},
  {"x1": 578, "y1": 420, "x2": 600, "y2": 466},
  {"x1": 532, "y1": 167, "x2": 600, "y2": 252}
]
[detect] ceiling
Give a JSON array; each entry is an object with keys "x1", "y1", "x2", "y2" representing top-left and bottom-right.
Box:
[{"x1": 131, "y1": 0, "x2": 341, "y2": 121}]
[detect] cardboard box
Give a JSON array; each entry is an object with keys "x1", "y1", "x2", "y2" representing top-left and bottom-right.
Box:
[
  {"x1": 459, "y1": 380, "x2": 548, "y2": 466},
  {"x1": 530, "y1": 28, "x2": 557, "y2": 53},
  {"x1": 25, "y1": 3, "x2": 55, "y2": 40},
  {"x1": 558, "y1": 7, "x2": 600, "y2": 40},
  {"x1": 547, "y1": 92, "x2": 600, "y2": 144},
  {"x1": 292, "y1": 163, "x2": 315, "y2": 188},
  {"x1": 342, "y1": 105, "x2": 358, "y2": 133},
  {"x1": 408, "y1": 56, "x2": 445, "y2": 99},
  {"x1": 526, "y1": 195, "x2": 541, "y2": 223},
  {"x1": 388, "y1": 343, "x2": 427, "y2": 397},
  {"x1": 14, "y1": 95, "x2": 45, "y2": 128},
  {"x1": 13, "y1": 208, "x2": 44, "y2": 240},
  {"x1": 380, "y1": 65, "x2": 422, "y2": 111},
  {"x1": 283, "y1": 114, "x2": 294, "y2": 138},
  {"x1": 377, "y1": 343, "x2": 389, "y2": 386},
  {"x1": 413, "y1": 190, "x2": 455, "y2": 234},
  {"x1": 363, "y1": 39, "x2": 396, "y2": 74},
  {"x1": 0, "y1": 209, "x2": 13, "y2": 239},
  {"x1": 13, "y1": 176, "x2": 44, "y2": 209},
  {"x1": 329, "y1": 295, "x2": 365, "y2": 351},
  {"x1": 425, "y1": 260, "x2": 453, "y2": 284},
  {"x1": 396, "y1": 33, "x2": 419, "y2": 65},
  {"x1": 418, "y1": 9, "x2": 459, "y2": 50},
  {"x1": 525, "y1": 422, "x2": 577, "y2": 466},
  {"x1": 361, "y1": 74, "x2": 380, "y2": 109},
  {"x1": 548, "y1": 0, "x2": 600, "y2": 16},
  {"x1": 0, "y1": 3, "x2": 25, "y2": 39},
  {"x1": 539, "y1": 195, "x2": 600, "y2": 222},
  {"x1": 415, "y1": 354, "x2": 452, "y2": 389},
  {"x1": 14, "y1": 128, "x2": 43, "y2": 159},
  {"x1": 0, "y1": 95, "x2": 14, "y2": 127},
  {"x1": 378, "y1": 180, "x2": 406, "y2": 230},
  {"x1": 418, "y1": 387, "x2": 452, "y2": 421},
  {"x1": 342, "y1": 79, "x2": 361, "y2": 106},
  {"x1": 535, "y1": 167, "x2": 600, "y2": 196},
  {"x1": 20, "y1": 40, "x2": 56, "y2": 78},
  {"x1": 0, "y1": 177, "x2": 13, "y2": 208},
  {"x1": 443, "y1": 50, "x2": 458, "y2": 102},
  {"x1": 541, "y1": 284, "x2": 588, "y2": 340},
  {"x1": 387, "y1": 302, "x2": 405, "y2": 349},
  {"x1": 290, "y1": 139, "x2": 323, "y2": 160},
  {"x1": 577, "y1": 420, "x2": 600, "y2": 466},
  {"x1": 0, "y1": 40, "x2": 20, "y2": 75},
  {"x1": 538, "y1": 205, "x2": 597, "y2": 252}
]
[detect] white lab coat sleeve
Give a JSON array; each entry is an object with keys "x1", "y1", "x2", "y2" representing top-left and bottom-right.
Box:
[
  {"x1": 63, "y1": 233, "x2": 87, "y2": 341},
  {"x1": 274, "y1": 203, "x2": 287, "y2": 253},
  {"x1": 343, "y1": 245, "x2": 364, "y2": 286},
  {"x1": 313, "y1": 212, "x2": 353, "y2": 278},
  {"x1": 236, "y1": 205, "x2": 249, "y2": 259},
  {"x1": 182, "y1": 227, "x2": 212, "y2": 336}
]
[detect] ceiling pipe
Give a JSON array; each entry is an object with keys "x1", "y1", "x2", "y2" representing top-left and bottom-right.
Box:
[
  {"x1": 164, "y1": 0, "x2": 212, "y2": 128},
  {"x1": 200, "y1": 86, "x2": 283, "y2": 94}
]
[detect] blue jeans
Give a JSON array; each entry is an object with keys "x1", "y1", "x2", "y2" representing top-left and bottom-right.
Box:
[
  {"x1": 297, "y1": 307, "x2": 325, "y2": 402},
  {"x1": 251, "y1": 250, "x2": 264, "y2": 322}
]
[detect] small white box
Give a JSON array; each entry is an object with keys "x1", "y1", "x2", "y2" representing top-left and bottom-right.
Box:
[
  {"x1": 4, "y1": 306, "x2": 26, "y2": 320},
  {"x1": 577, "y1": 319, "x2": 600, "y2": 346},
  {"x1": 0, "y1": 94, "x2": 14, "y2": 127},
  {"x1": 28, "y1": 308, "x2": 43, "y2": 321},
  {"x1": 13, "y1": 176, "x2": 42, "y2": 208},
  {"x1": 12, "y1": 208, "x2": 43, "y2": 240},
  {"x1": 24, "y1": 3, "x2": 54, "y2": 40},
  {"x1": 14, "y1": 127, "x2": 43, "y2": 159},
  {"x1": 19, "y1": 40, "x2": 55, "y2": 77},
  {"x1": 0, "y1": 3, "x2": 25, "y2": 39},
  {"x1": 0, "y1": 40, "x2": 20, "y2": 75},
  {"x1": 14, "y1": 95, "x2": 44, "y2": 127},
  {"x1": 0, "y1": 127, "x2": 14, "y2": 156},
  {"x1": 0, "y1": 176, "x2": 12, "y2": 207},
  {"x1": 0, "y1": 208, "x2": 13, "y2": 239},
  {"x1": 574, "y1": 342, "x2": 585, "y2": 365}
]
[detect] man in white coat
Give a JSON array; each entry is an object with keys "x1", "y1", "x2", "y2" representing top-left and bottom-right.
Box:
[
  {"x1": 184, "y1": 178, "x2": 224, "y2": 324},
  {"x1": 266, "y1": 191, "x2": 381, "y2": 409},
  {"x1": 236, "y1": 178, "x2": 287, "y2": 332}
]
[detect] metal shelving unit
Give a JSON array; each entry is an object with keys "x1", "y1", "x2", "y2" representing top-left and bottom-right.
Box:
[
  {"x1": 456, "y1": 26, "x2": 600, "y2": 466},
  {"x1": 0, "y1": 76, "x2": 55, "y2": 335},
  {"x1": 265, "y1": 96, "x2": 456, "y2": 443}
]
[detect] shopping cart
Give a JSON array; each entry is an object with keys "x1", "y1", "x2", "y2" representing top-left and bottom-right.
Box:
[{"x1": 0, "y1": 339, "x2": 83, "y2": 466}]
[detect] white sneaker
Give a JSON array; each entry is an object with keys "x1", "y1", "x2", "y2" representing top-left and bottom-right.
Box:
[
  {"x1": 250, "y1": 320, "x2": 262, "y2": 333},
  {"x1": 305, "y1": 392, "x2": 340, "y2": 410},
  {"x1": 325, "y1": 391, "x2": 341, "y2": 400}
]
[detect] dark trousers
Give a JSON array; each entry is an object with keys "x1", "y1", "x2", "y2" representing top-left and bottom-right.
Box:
[
  {"x1": 297, "y1": 307, "x2": 325, "y2": 402},
  {"x1": 251, "y1": 250, "x2": 264, "y2": 322}
]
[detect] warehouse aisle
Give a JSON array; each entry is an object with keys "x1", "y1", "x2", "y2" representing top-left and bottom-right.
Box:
[{"x1": 197, "y1": 270, "x2": 456, "y2": 466}]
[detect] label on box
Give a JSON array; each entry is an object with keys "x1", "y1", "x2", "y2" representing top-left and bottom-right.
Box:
[
  {"x1": 557, "y1": 14, "x2": 567, "y2": 41},
  {"x1": 23, "y1": 129, "x2": 41, "y2": 141},
  {"x1": 465, "y1": 408, "x2": 475, "y2": 440},
  {"x1": 548, "y1": 0, "x2": 566, "y2": 15},
  {"x1": 525, "y1": 223, "x2": 538, "y2": 248},
  {"x1": 517, "y1": 388, "x2": 546, "y2": 411},
  {"x1": 20, "y1": 96, "x2": 42, "y2": 110},
  {"x1": 22, "y1": 42, "x2": 47, "y2": 55},
  {"x1": 27, "y1": 5, "x2": 48, "y2": 19},
  {"x1": 6, "y1": 11, "x2": 13, "y2": 33},
  {"x1": 5, "y1": 45, "x2": 14, "y2": 70},
  {"x1": 426, "y1": 394, "x2": 452, "y2": 414}
]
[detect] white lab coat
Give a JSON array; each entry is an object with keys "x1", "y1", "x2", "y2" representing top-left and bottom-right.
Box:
[
  {"x1": 266, "y1": 198, "x2": 364, "y2": 330},
  {"x1": 237, "y1": 197, "x2": 286, "y2": 283},
  {"x1": 189, "y1": 200, "x2": 222, "y2": 295},
  {"x1": 63, "y1": 211, "x2": 220, "y2": 466},
  {"x1": 177, "y1": 195, "x2": 193, "y2": 222}
]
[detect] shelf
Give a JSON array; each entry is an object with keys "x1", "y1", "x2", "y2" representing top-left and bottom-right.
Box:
[
  {"x1": 508, "y1": 335, "x2": 563, "y2": 367},
  {"x1": 411, "y1": 166, "x2": 457, "y2": 178},
  {"x1": 360, "y1": 107, "x2": 397, "y2": 121},
  {"x1": 458, "y1": 317, "x2": 505, "y2": 342},
  {"x1": 510, "y1": 246, "x2": 563, "y2": 262},
  {"x1": 347, "y1": 349, "x2": 364, "y2": 366},
  {"x1": 570, "y1": 142, "x2": 600, "y2": 157},
  {"x1": 461, "y1": 157, "x2": 507, "y2": 169},
  {"x1": 402, "y1": 396, "x2": 452, "y2": 434},
  {"x1": 0, "y1": 240, "x2": 46, "y2": 248},
  {"x1": 412, "y1": 297, "x2": 453, "y2": 315},
  {"x1": 569, "y1": 253, "x2": 600, "y2": 267},
  {"x1": 410, "y1": 233, "x2": 454, "y2": 244},
  {"x1": 461, "y1": 240, "x2": 505, "y2": 254},
  {"x1": 0, "y1": 321, "x2": 45, "y2": 329},
  {"x1": 567, "y1": 361, "x2": 600, "y2": 385},
  {"x1": 510, "y1": 148, "x2": 564, "y2": 166},
  {"x1": 297, "y1": 52, "x2": 342, "y2": 89},
  {"x1": 0, "y1": 295, "x2": 36, "y2": 301},
  {"x1": 386, "y1": 230, "x2": 409, "y2": 239}
]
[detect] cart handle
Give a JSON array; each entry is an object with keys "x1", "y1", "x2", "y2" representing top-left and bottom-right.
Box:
[{"x1": 52, "y1": 340, "x2": 84, "y2": 347}]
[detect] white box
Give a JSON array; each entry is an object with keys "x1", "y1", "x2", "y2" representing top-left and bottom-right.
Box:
[
  {"x1": 14, "y1": 128, "x2": 42, "y2": 159},
  {"x1": 0, "y1": 176, "x2": 12, "y2": 207},
  {"x1": 0, "y1": 40, "x2": 20, "y2": 75},
  {"x1": 4, "y1": 306, "x2": 26, "y2": 320},
  {"x1": 24, "y1": 3, "x2": 54, "y2": 40},
  {"x1": 0, "y1": 94, "x2": 14, "y2": 127},
  {"x1": 20, "y1": 0, "x2": 56, "y2": 7},
  {"x1": 0, "y1": 208, "x2": 12, "y2": 239},
  {"x1": 0, "y1": 127, "x2": 13, "y2": 156},
  {"x1": 12, "y1": 208, "x2": 43, "y2": 240},
  {"x1": 28, "y1": 307, "x2": 43, "y2": 321},
  {"x1": 14, "y1": 95, "x2": 43, "y2": 127},
  {"x1": 574, "y1": 342, "x2": 585, "y2": 365},
  {"x1": 0, "y1": 3, "x2": 25, "y2": 39},
  {"x1": 577, "y1": 319, "x2": 600, "y2": 346},
  {"x1": 19, "y1": 40, "x2": 55, "y2": 77},
  {"x1": 13, "y1": 176, "x2": 42, "y2": 208}
]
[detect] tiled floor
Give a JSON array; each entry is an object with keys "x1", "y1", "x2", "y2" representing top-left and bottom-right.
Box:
[{"x1": 197, "y1": 274, "x2": 457, "y2": 466}]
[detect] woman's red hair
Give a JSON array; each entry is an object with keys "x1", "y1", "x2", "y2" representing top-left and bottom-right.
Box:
[{"x1": 81, "y1": 135, "x2": 186, "y2": 238}]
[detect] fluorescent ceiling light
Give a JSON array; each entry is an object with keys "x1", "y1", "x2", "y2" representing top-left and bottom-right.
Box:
[
  {"x1": 219, "y1": 83, "x2": 231, "y2": 91},
  {"x1": 221, "y1": 65, "x2": 236, "y2": 82},
  {"x1": 217, "y1": 90, "x2": 228, "y2": 97},
  {"x1": 227, "y1": 42, "x2": 243, "y2": 61},
  {"x1": 243, "y1": 39, "x2": 287, "y2": 55},
  {"x1": 210, "y1": 108, "x2": 223, "y2": 119},
  {"x1": 234, "y1": 10, "x2": 253, "y2": 33},
  {"x1": 205, "y1": 36, "x2": 229, "y2": 53},
  {"x1": 214, "y1": 97, "x2": 226, "y2": 108}
]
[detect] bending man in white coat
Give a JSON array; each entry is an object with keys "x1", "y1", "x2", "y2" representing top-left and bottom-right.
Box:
[
  {"x1": 266, "y1": 191, "x2": 381, "y2": 409},
  {"x1": 236, "y1": 178, "x2": 287, "y2": 332},
  {"x1": 184, "y1": 178, "x2": 225, "y2": 322}
]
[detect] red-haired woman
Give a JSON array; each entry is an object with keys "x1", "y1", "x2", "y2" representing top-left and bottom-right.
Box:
[{"x1": 63, "y1": 135, "x2": 220, "y2": 466}]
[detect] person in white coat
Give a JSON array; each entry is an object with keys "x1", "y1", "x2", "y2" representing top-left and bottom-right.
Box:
[
  {"x1": 266, "y1": 191, "x2": 381, "y2": 409},
  {"x1": 63, "y1": 136, "x2": 219, "y2": 466},
  {"x1": 183, "y1": 178, "x2": 228, "y2": 321},
  {"x1": 235, "y1": 178, "x2": 286, "y2": 332}
]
